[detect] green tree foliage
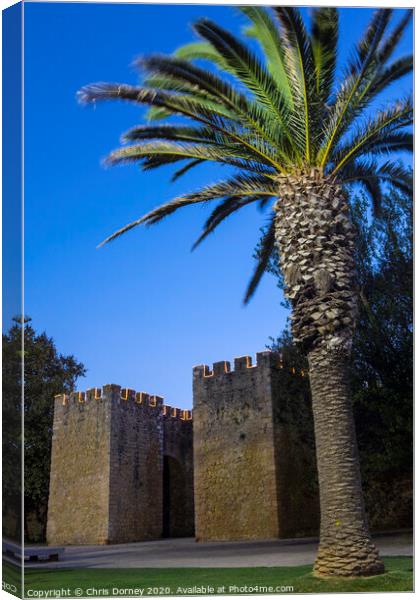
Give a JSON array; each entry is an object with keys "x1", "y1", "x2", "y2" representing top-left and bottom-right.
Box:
[
  {"x1": 2, "y1": 318, "x2": 24, "y2": 541},
  {"x1": 2, "y1": 319, "x2": 85, "y2": 542},
  {"x1": 351, "y1": 190, "x2": 412, "y2": 526}
]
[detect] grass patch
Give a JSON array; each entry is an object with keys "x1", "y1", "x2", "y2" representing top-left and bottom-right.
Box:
[
  {"x1": 2, "y1": 561, "x2": 23, "y2": 598},
  {"x1": 3, "y1": 556, "x2": 413, "y2": 597}
]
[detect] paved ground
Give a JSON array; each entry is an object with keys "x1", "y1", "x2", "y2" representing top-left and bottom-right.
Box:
[{"x1": 26, "y1": 531, "x2": 412, "y2": 570}]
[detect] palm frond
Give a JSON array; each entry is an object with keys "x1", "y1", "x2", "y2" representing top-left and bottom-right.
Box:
[
  {"x1": 78, "y1": 82, "x2": 233, "y2": 123},
  {"x1": 310, "y1": 7, "x2": 338, "y2": 105},
  {"x1": 171, "y1": 159, "x2": 203, "y2": 182},
  {"x1": 244, "y1": 217, "x2": 276, "y2": 303},
  {"x1": 98, "y1": 175, "x2": 275, "y2": 247},
  {"x1": 142, "y1": 73, "x2": 215, "y2": 99},
  {"x1": 359, "y1": 132, "x2": 413, "y2": 156},
  {"x1": 97, "y1": 195, "x2": 212, "y2": 248},
  {"x1": 192, "y1": 195, "x2": 262, "y2": 250},
  {"x1": 79, "y1": 83, "x2": 286, "y2": 170},
  {"x1": 180, "y1": 173, "x2": 278, "y2": 202},
  {"x1": 274, "y1": 7, "x2": 316, "y2": 161},
  {"x1": 322, "y1": 54, "x2": 412, "y2": 158},
  {"x1": 356, "y1": 9, "x2": 392, "y2": 65},
  {"x1": 368, "y1": 54, "x2": 413, "y2": 98},
  {"x1": 105, "y1": 141, "x2": 276, "y2": 172},
  {"x1": 139, "y1": 54, "x2": 249, "y2": 112},
  {"x1": 377, "y1": 9, "x2": 412, "y2": 63},
  {"x1": 122, "y1": 124, "x2": 222, "y2": 144},
  {"x1": 331, "y1": 98, "x2": 413, "y2": 174},
  {"x1": 240, "y1": 6, "x2": 292, "y2": 102},
  {"x1": 193, "y1": 18, "x2": 293, "y2": 140},
  {"x1": 140, "y1": 54, "x2": 294, "y2": 160},
  {"x1": 141, "y1": 156, "x2": 275, "y2": 178},
  {"x1": 175, "y1": 40, "x2": 229, "y2": 69},
  {"x1": 145, "y1": 106, "x2": 172, "y2": 121},
  {"x1": 341, "y1": 158, "x2": 413, "y2": 212},
  {"x1": 319, "y1": 9, "x2": 393, "y2": 165}
]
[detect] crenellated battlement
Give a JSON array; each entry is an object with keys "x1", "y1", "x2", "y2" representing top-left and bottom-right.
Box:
[
  {"x1": 54, "y1": 385, "x2": 192, "y2": 420},
  {"x1": 162, "y1": 404, "x2": 192, "y2": 421},
  {"x1": 193, "y1": 350, "x2": 308, "y2": 379},
  {"x1": 193, "y1": 350, "x2": 282, "y2": 379}
]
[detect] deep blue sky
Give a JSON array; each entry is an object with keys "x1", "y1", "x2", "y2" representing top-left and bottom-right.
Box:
[{"x1": 22, "y1": 2, "x2": 412, "y2": 408}]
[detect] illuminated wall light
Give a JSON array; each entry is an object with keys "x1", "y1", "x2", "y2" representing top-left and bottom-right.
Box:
[
  {"x1": 55, "y1": 393, "x2": 67, "y2": 406},
  {"x1": 171, "y1": 407, "x2": 177, "y2": 418},
  {"x1": 203, "y1": 366, "x2": 214, "y2": 378},
  {"x1": 120, "y1": 388, "x2": 129, "y2": 401},
  {"x1": 181, "y1": 410, "x2": 192, "y2": 421},
  {"x1": 94, "y1": 388, "x2": 102, "y2": 400},
  {"x1": 149, "y1": 396, "x2": 157, "y2": 407},
  {"x1": 78, "y1": 392, "x2": 85, "y2": 403},
  {"x1": 162, "y1": 405, "x2": 168, "y2": 416},
  {"x1": 135, "y1": 391, "x2": 145, "y2": 404}
]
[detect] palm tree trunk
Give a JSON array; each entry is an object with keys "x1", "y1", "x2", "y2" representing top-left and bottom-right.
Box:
[
  {"x1": 274, "y1": 168, "x2": 384, "y2": 577},
  {"x1": 308, "y1": 344, "x2": 384, "y2": 577}
]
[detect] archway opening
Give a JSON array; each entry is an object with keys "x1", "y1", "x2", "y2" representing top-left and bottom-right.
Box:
[{"x1": 163, "y1": 455, "x2": 188, "y2": 538}]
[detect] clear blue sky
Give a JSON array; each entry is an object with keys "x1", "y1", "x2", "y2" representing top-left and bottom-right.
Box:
[{"x1": 21, "y1": 2, "x2": 412, "y2": 408}]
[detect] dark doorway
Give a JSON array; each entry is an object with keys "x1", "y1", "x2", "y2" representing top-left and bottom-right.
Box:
[{"x1": 163, "y1": 455, "x2": 188, "y2": 538}]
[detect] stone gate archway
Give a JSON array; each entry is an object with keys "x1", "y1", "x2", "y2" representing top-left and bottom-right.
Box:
[{"x1": 162, "y1": 455, "x2": 192, "y2": 538}]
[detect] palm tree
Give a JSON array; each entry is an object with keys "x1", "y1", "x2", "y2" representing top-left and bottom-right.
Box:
[{"x1": 79, "y1": 7, "x2": 412, "y2": 577}]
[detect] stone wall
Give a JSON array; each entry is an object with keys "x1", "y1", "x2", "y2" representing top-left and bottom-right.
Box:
[
  {"x1": 193, "y1": 351, "x2": 319, "y2": 541},
  {"x1": 47, "y1": 388, "x2": 112, "y2": 545},
  {"x1": 108, "y1": 387, "x2": 164, "y2": 543},
  {"x1": 193, "y1": 352, "x2": 281, "y2": 541},
  {"x1": 271, "y1": 419, "x2": 319, "y2": 538},
  {"x1": 48, "y1": 349, "x2": 410, "y2": 547},
  {"x1": 47, "y1": 387, "x2": 193, "y2": 545}
]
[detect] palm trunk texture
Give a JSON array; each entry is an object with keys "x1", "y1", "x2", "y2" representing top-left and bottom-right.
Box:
[{"x1": 274, "y1": 168, "x2": 384, "y2": 577}]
